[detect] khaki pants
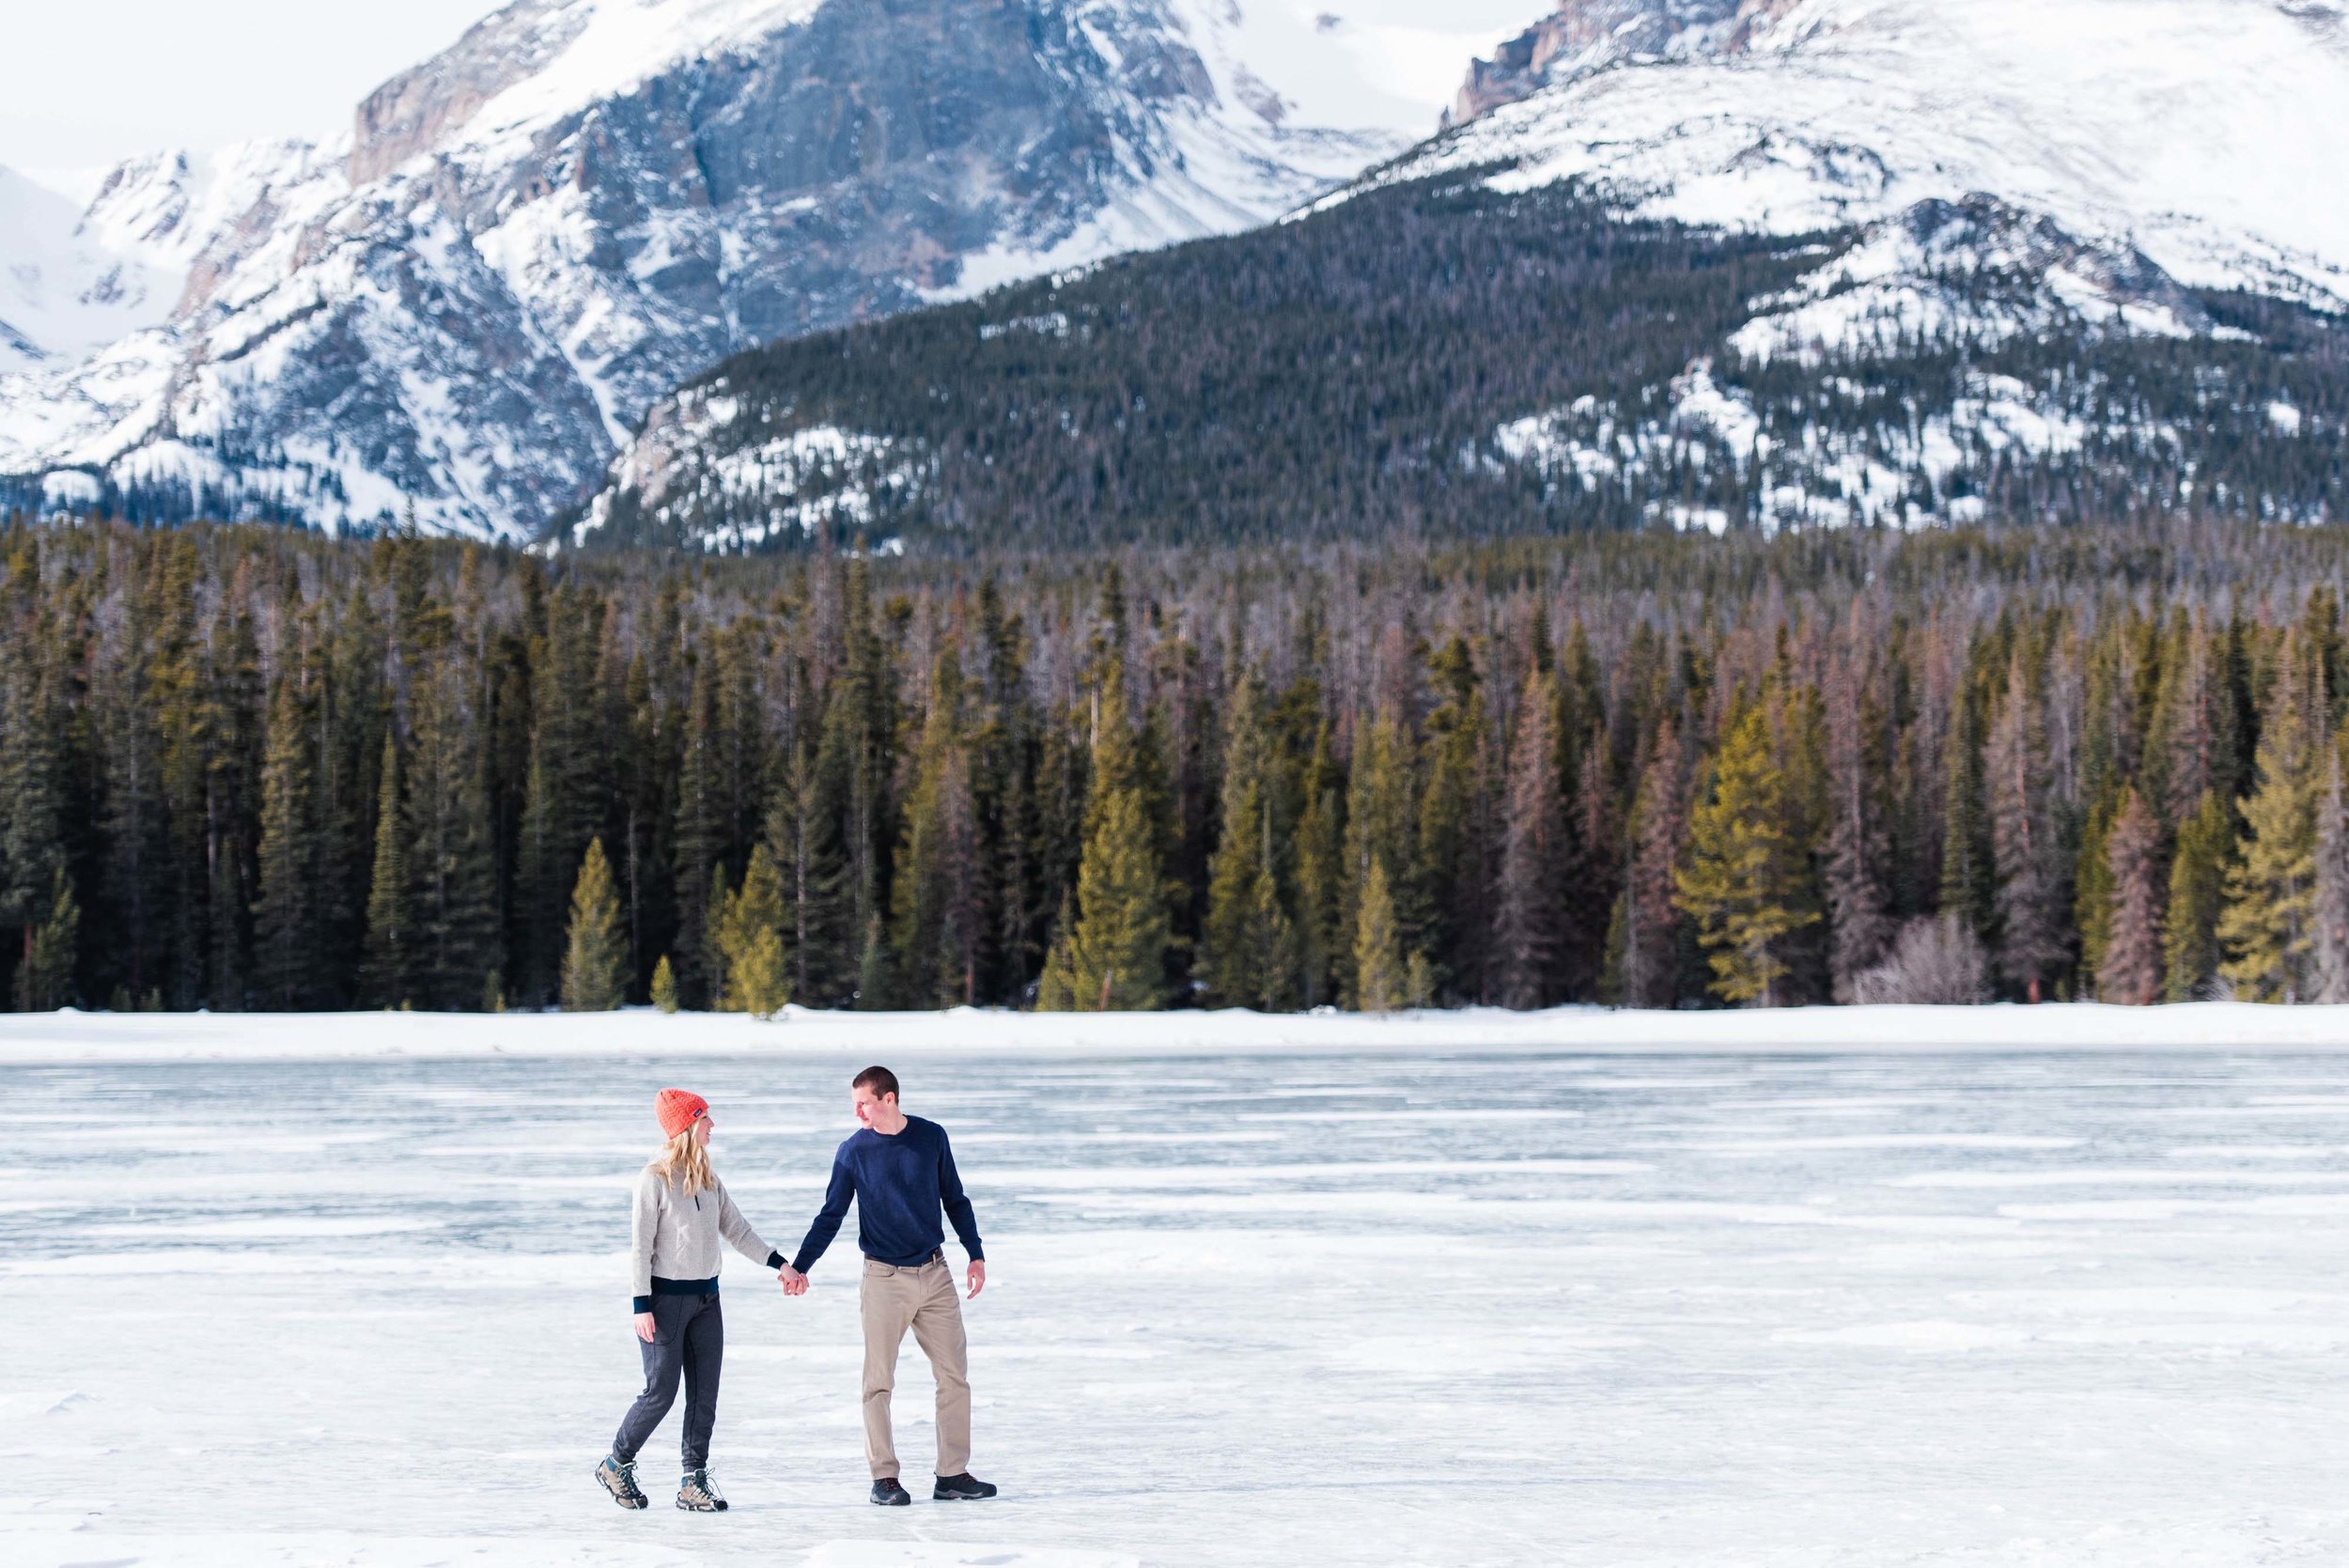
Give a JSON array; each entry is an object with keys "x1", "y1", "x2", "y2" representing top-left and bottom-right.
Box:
[{"x1": 859, "y1": 1254, "x2": 970, "y2": 1480}]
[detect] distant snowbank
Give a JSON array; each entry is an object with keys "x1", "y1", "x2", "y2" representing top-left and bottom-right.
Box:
[{"x1": 5, "y1": 1001, "x2": 2349, "y2": 1064}]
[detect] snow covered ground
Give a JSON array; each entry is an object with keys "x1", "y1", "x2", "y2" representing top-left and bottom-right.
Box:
[
  {"x1": 11, "y1": 999, "x2": 2349, "y2": 1063},
  {"x1": 9, "y1": 1015, "x2": 2349, "y2": 1565}
]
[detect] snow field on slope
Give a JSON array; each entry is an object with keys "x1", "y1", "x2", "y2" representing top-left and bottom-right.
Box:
[
  {"x1": 8, "y1": 1043, "x2": 2349, "y2": 1565},
  {"x1": 1414, "y1": 0, "x2": 2349, "y2": 307}
]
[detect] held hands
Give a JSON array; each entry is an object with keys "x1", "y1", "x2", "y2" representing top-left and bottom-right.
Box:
[
  {"x1": 633, "y1": 1311, "x2": 657, "y2": 1343},
  {"x1": 767, "y1": 1260, "x2": 981, "y2": 1297}
]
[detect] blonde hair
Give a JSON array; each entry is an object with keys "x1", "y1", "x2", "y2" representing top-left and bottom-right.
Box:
[{"x1": 650, "y1": 1126, "x2": 713, "y2": 1198}]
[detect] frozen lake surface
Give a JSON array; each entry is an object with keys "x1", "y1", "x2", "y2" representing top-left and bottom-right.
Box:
[{"x1": 8, "y1": 1037, "x2": 2349, "y2": 1565}]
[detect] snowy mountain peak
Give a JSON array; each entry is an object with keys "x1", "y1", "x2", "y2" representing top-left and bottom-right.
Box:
[
  {"x1": 1414, "y1": 0, "x2": 2349, "y2": 314},
  {"x1": 2, "y1": 0, "x2": 1539, "y2": 538}
]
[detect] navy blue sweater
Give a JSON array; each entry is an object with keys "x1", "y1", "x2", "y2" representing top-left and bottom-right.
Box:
[{"x1": 792, "y1": 1115, "x2": 984, "y2": 1272}]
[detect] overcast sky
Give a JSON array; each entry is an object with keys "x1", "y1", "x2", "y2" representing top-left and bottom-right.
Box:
[{"x1": 3, "y1": 2, "x2": 505, "y2": 194}]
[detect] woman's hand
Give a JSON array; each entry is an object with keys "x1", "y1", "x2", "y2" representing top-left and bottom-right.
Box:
[{"x1": 633, "y1": 1311, "x2": 657, "y2": 1343}]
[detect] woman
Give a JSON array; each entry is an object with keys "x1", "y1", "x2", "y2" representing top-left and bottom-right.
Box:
[{"x1": 596, "y1": 1087, "x2": 789, "y2": 1512}]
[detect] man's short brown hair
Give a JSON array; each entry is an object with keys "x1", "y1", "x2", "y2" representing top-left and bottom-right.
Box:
[{"x1": 852, "y1": 1064, "x2": 900, "y2": 1100}]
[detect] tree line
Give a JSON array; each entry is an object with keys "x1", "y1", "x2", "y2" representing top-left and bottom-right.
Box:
[{"x1": 10, "y1": 517, "x2": 2349, "y2": 1015}]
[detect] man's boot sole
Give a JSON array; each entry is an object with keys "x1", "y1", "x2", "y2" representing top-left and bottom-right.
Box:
[
  {"x1": 871, "y1": 1491, "x2": 911, "y2": 1507},
  {"x1": 677, "y1": 1497, "x2": 725, "y2": 1513},
  {"x1": 932, "y1": 1489, "x2": 998, "y2": 1501}
]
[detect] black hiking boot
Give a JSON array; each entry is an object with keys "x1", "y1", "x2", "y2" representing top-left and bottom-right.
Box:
[
  {"x1": 933, "y1": 1472, "x2": 999, "y2": 1501},
  {"x1": 596, "y1": 1455, "x2": 648, "y2": 1509},
  {"x1": 870, "y1": 1477, "x2": 912, "y2": 1506},
  {"x1": 677, "y1": 1467, "x2": 727, "y2": 1512}
]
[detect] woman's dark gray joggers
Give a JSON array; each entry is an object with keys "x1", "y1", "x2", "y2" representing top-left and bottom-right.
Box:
[{"x1": 613, "y1": 1290, "x2": 723, "y2": 1470}]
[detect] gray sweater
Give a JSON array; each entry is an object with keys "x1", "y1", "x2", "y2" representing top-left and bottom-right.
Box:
[{"x1": 630, "y1": 1163, "x2": 783, "y2": 1312}]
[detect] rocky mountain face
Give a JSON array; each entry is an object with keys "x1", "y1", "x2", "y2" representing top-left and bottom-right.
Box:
[
  {"x1": 1442, "y1": 0, "x2": 1791, "y2": 126},
  {"x1": 1, "y1": 0, "x2": 1501, "y2": 537}
]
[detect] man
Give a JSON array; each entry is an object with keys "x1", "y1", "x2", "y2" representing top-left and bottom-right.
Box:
[{"x1": 781, "y1": 1064, "x2": 998, "y2": 1505}]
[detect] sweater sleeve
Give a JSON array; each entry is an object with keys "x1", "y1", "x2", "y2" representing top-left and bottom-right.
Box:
[
  {"x1": 937, "y1": 1126, "x2": 984, "y2": 1262},
  {"x1": 713, "y1": 1176, "x2": 786, "y2": 1271},
  {"x1": 791, "y1": 1148, "x2": 857, "y2": 1275},
  {"x1": 630, "y1": 1168, "x2": 661, "y2": 1312}
]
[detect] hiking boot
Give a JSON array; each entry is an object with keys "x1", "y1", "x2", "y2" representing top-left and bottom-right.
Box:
[
  {"x1": 932, "y1": 1472, "x2": 999, "y2": 1501},
  {"x1": 677, "y1": 1467, "x2": 727, "y2": 1512},
  {"x1": 596, "y1": 1455, "x2": 648, "y2": 1509},
  {"x1": 870, "y1": 1477, "x2": 912, "y2": 1506}
]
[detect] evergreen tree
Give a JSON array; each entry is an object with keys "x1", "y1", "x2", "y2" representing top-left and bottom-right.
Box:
[
  {"x1": 2312, "y1": 749, "x2": 2349, "y2": 1004},
  {"x1": 1825, "y1": 666, "x2": 1895, "y2": 999},
  {"x1": 1620, "y1": 720, "x2": 1689, "y2": 1009},
  {"x1": 0, "y1": 616, "x2": 65, "y2": 1004},
  {"x1": 2098, "y1": 785, "x2": 2165, "y2": 1005},
  {"x1": 2143, "y1": 611, "x2": 2217, "y2": 831},
  {"x1": 789, "y1": 564, "x2": 899, "y2": 1009},
  {"x1": 518, "y1": 586, "x2": 610, "y2": 1004},
  {"x1": 1563, "y1": 733, "x2": 1623, "y2": 1001},
  {"x1": 1939, "y1": 687, "x2": 1991, "y2": 936},
  {"x1": 2164, "y1": 790, "x2": 2232, "y2": 1001},
  {"x1": 1037, "y1": 664, "x2": 1171, "y2": 1011},
  {"x1": 716, "y1": 843, "x2": 789, "y2": 1017},
  {"x1": 1292, "y1": 722, "x2": 1346, "y2": 1008},
  {"x1": 1676, "y1": 694, "x2": 1819, "y2": 1007},
  {"x1": 1494, "y1": 669, "x2": 1566, "y2": 1009},
  {"x1": 253, "y1": 669, "x2": 322, "y2": 1010},
  {"x1": 1341, "y1": 708, "x2": 1416, "y2": 1002},
  {"x1": 650, "y1": 955, "x2": 679, "y2": 1014},
  {"x1": 768, "y1": 722, "x2": 851, "y2": 1009},
  {"x1": 888, "y1": 657, "x2": 981, "y2": 1008},
  {"x1": 13, "y1": 870, "x2": 78, "y2": 1012},
  {"x1": 2073, "y1": 793, "x2": 2120, "y2": 988},
  {"x1": 561, "y1": 838, "x2": 628, "y2": 1012},
  {"x1": 321, "y1": 582, "x2": 385, "y2": 997},
  {"x1": 672, "y1": 658, "x2": 726, "y2": 1007},
  {"x1": 1986, "y1": 649, "x2": 2067, "y2": 1001},
  {"x1": 404, "y1": 656, "x2": 501, "y2": 1010},
  {"x1": 834, "y1": 556, "x2": 899, "y2": 1001},
  {"x1": 360, "y1": 737, "x2": 411, "y2": 1008},
  {"x1": 1352, "y1": 855, "x2": 1407, "y2": 1014},
  {"x1": 201, "y1": 582, "x2": 264, "y2": 1010},
  {"x1": 2219, "y1": 660, "x2": 2322, "y2": 1001},
  {"x1": 1415, "y1": 637, "x2": 1491, "y2": 1003},
  {"x1": 970, "y1": 578, "x2": 1045, "y2": 1002},
  {"x1": 1200, "y1": 674, "x2": 1297, "y2": 1008}
]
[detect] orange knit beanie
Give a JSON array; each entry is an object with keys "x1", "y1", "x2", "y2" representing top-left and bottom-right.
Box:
[{"x1": 656, "y1": 1088, "x2": 708, "y2": 1140}]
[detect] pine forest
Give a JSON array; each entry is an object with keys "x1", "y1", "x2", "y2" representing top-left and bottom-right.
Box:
[{"x1": 9, "y1": 517, "x2": 2349, "y2": 1016}]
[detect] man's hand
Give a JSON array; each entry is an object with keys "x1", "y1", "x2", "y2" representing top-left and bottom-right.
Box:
[
  {"x1": 967, "y1": 1259, "x2": 986, "y2": 1299},
  {"x1": 633, "y1": 1311, "x2": 657, "y2": 1343},
  {"x1": 778, "y1": 1265, "x2": 809, "y2": 1296}
]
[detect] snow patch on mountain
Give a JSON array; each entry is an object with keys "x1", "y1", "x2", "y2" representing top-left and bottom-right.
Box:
[
  {"x1": 1489, "y1": 359, "x2": 2164, "y2": 535},
  {"x1": 1727, "y1": 197, "x2": 2216, "y2": 365},
  {"x1": 572, "y1": 379, "x2": 923, "y2": 550},
  {"x1": 0, "y1": 164, "x2": 183, "y2": 375}
]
